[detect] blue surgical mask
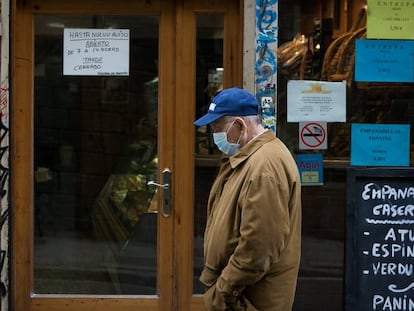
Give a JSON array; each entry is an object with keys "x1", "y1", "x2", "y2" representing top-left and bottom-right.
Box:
[
  {"x1": 212, "y1": 122, "x2": 241, "y2": 156},
  {"x1": 213, "y1": 132, "x2": 240, "y2": 156}
]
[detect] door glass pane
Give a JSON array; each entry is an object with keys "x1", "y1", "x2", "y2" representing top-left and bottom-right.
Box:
[
  {"x1": 193, "y1": 13, "x2": 224, "y2": 294},
  {"x1": 34, "y1": 15, "x2": 159, "y2": 295}
]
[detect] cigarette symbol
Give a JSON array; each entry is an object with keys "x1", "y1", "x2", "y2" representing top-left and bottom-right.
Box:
[{"x1": 303, "y1": 126, "x2": 323, "y2": 137}]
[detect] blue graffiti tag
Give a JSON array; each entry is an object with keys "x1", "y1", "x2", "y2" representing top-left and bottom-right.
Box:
[
  {"x1": 255, "y1": 0, "x2": 278, "y2": 131},
  {"x1": 255, "y1": 0, "x2": 278, "y2": 83}
]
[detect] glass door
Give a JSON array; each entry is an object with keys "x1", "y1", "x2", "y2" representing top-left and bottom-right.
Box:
[
  {"x1": 33, "y1": 14, "x2": 160, "y2": 295},
  {"x1": 180, "y1": 2, "x2": 243, "y2": 309},
  {"x1": 11, "y1": 0, "x2": 242, "y2": 310},
  {"x1": 12, "y1": 1, "x2": 174, "y2": 310}
]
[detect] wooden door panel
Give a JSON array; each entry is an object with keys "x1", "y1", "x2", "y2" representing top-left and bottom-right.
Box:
[
  {"x1": 12, "y1": 0, "x2": 174, "y2": 310},
  {"x1": 31, "y1": 0, "x2": 161, "y2": 14},
  {"x1": 11, "y1": 0, "x2": 241, "y2": 310}
]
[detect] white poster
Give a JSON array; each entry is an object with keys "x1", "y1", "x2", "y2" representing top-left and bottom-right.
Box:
[
  {"x1": 287, "y1": 80, "x2": 346, "y2": 122},
  {"x1": 63, "y1": 28, "x2": 130, "y2": 76}
]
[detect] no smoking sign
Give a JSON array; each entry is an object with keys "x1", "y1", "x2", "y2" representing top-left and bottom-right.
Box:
[{"x1": 299, "y1": 122, "x2": 327, "y2": 150}]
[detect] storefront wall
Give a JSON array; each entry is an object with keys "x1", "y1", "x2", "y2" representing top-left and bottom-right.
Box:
[
  {"x1": 1, "y1": 0, "x2": 413, "y2": 310},
  {"x1": 276, "y1": 1, "x2": 414, "y2": 310}
]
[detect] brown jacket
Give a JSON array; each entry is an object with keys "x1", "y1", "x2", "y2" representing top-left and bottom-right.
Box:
[{"x1": 200, "y1": 131, "x2": 302, "y2": 311}]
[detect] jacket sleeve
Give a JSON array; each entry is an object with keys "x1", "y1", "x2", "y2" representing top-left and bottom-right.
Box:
[{"x1": 215, "y1": 172, "x2": 291, "y2": 301}]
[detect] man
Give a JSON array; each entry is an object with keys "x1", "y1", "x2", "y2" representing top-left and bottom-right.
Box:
[{"x1": 194, "y1": 87, "x2": 302, "y2": 311}]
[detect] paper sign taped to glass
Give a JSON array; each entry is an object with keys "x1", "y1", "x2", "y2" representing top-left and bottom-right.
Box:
[
  {"x1": 355, "y1": 39, "x2": 414, "y2": 83},
  {"x1": 367, "y1": 0, "x2": 414, "y2": 40},
  {"x1": 287, "y1": 80, "x2": 346, "y2": 122},
  {"x1": 296, "y1": 153, "x2": 324, "y2": 186},
  {"x1": 350, "y1": 123, "x2": 411, "y2": 167}
]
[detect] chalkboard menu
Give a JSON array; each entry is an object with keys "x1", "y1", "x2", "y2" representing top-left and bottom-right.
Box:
[{"x1": 346, "y1": 168, "x2": 414, "y2": 311}]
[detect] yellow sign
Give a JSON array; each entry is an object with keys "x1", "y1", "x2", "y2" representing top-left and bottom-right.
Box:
[
  {"x1": 367, "y1": 0, "x2": 414, "y2": 39},
  {"x1": 301, "y1": 172, "x2": 322, "y2": 185}
]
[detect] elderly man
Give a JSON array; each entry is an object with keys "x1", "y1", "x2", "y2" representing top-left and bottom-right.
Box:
[{"x1": 194, "y1": 87, "x2": 302, "y2": 311}]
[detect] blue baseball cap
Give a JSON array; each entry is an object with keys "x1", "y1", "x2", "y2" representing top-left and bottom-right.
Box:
[{"x1": 194, "y1": 87, "x2": 260, "y2": 126}]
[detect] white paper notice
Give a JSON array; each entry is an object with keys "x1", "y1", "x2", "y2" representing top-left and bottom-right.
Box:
[
  {"x1": 63, "y1": 28, "x2": 130, "y2": 76},
  {"x1": 287, "y1": 80, "x2": 346, "y2": 122}
]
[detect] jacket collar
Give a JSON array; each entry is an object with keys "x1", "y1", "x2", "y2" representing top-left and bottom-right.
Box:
[{"x1": 227, "y1": 130, "x2": 275, "y2": 169}]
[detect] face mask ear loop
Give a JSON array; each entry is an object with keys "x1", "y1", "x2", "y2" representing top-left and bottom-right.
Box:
[
  {"x1": 235, "y1": 119, "x2": 246, "y2": 145},
  {"x1": 225, "y1": 120, "x2": 235, "y2": 135},
  {"x1": 236, "y1": 129, "x2": 243, "y2": 145}
]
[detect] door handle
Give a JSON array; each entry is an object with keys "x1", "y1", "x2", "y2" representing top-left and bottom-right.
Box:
[{"x1": 147, "y1": 168, "x2": 171, "y2": 217}]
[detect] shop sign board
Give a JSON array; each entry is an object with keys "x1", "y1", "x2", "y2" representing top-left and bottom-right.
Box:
[
  {"x1": 63, "y1": 28, "x2": 130, "y2": 76},
  {"x1": 346, "y1": 168, "x2": 414, "y2": 311}
]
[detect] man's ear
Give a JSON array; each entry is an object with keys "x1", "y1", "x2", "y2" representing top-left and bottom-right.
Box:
[{"x1": 235, "y1": 117, "x2": 247, "y2": 131}]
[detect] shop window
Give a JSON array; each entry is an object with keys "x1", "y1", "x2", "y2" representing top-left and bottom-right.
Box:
[
  {"x1": 277, "y1": 1, "x2": 414, "y2": 161},
  {"x1": 34, "y1": 14, "x2": 159, "y2": 295},
  {"x1": 277, "y1": 1, "x2": 413, "y2": 310}
]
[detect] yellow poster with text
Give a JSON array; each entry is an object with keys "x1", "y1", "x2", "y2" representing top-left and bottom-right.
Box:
[{"x1": 367, "y1": 0, "x2": 414, "y2": 39}]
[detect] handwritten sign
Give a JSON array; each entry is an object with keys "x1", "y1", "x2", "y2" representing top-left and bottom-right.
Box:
[
  {"x1": 287, "y1": 80, "x2": 346, "y2": 122},
  {"x1": 355, "y1": 39, "x2": 414, "y2": 83},
  {"x1": 351, "y1": 123, "x2": 410, "y2": 166},
  {"x1": 64, "y1": 28, "x2": 130, "y2": 76},
  {"x1": 346, "y1": 168, "x2": 414, "y2": 311},
  {"x1": 367, "y1": 0, "x2": 414, "y2": 39}
]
